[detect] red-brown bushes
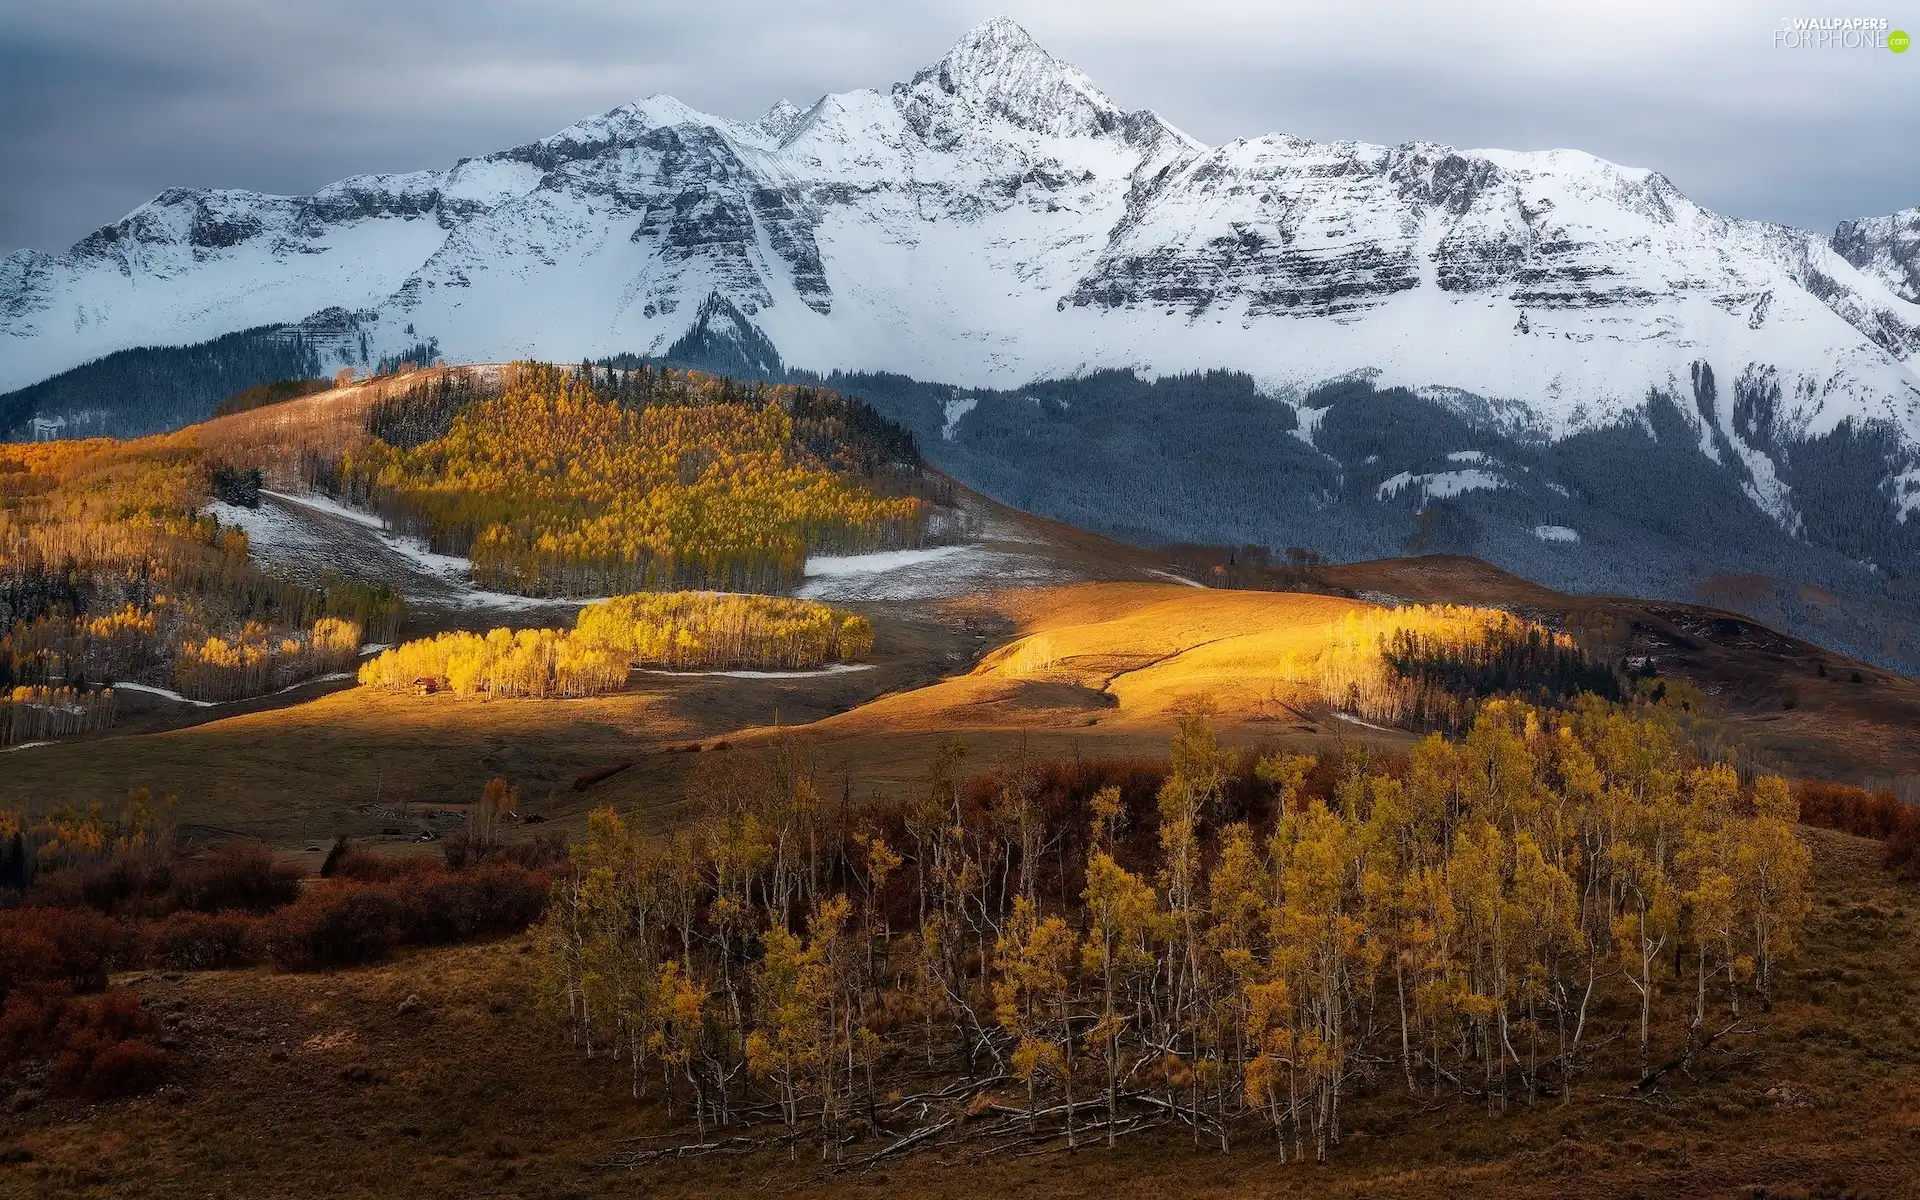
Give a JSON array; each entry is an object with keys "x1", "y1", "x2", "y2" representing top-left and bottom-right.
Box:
[
  {"x1": 264, "y1": 885, "x2": 404, "y2": 971},
  {"x1": 24, "y1": 840, "x2": 302, "y2": 917},
  {"x1": 74, "y1": 1037, "x2": 170, "y2": 1098},
  {"x1": 0, "y1": 983, "x2": 168, "y2": 1098},
  {"x1": 143, "y1": 910, "x2": 261, "y2": 971},
  {"x1": 168, "y1": 842, "x2": 304, "y2": 914},
  {"x1": 24, "y1": 853, "x2": 172, "y2": 916},
  {"x1": 1795, "y1": 779, "x2": 1920, "y2": 878},
  {"x1": 0, "y1": 906, "x2": 135, "y2": 1001},
  {"x1": 264, "y1": 861, "x2": 551, "y2": 970},
  {"x1": 391, "y1": 861, "x2": 549, "y2": 945},
  {"x1": 11, "y1": 842, "x2": 552, "y2": 980}
]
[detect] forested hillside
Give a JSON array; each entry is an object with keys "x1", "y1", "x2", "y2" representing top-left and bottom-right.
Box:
[
  {"x1": 0, "y1": 326, "x2": 326, "y2": 441},
  {"x1": 329, "y1": 363, "x2": 929, "y2": 596},
  {"x1": 0, "y1": 360, "x2": 930, "y2": 741},
  {"x1": 0, "y1": 434, "x2": 399, "y2": 735}
]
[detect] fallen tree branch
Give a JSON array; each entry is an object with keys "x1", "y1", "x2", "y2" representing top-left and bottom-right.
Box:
[{"x1": 1632, "y1": 1019, "x2": 1748, "y2": 1094}]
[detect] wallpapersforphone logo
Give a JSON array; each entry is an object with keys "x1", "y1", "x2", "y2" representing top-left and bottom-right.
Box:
[{"x1": 1772, "y1": 17, "x2": 1909, "y2": 49}]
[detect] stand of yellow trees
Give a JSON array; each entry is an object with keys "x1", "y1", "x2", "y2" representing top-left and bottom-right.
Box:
[
  {"x1": 574, "y1": 592, "x2": 873, "y2": 669},
  {"x1": 171, "y1": 616, "x2": 362, "y2": 702},
  {"x1": 357, "y1": 592, "x2": 874, "y2": 698},
  {"x1": 1310, "y1": 604, "x2": 1618, "y2": 731},
  {"x1": 340, "y1": 364, "x2": 925, "y2": 597},
  {"x1": 0, "y1": 685, "x2": 119, "y2": 747},
  {"x1": 2, "y1": 436, "x2": 402, "y2": 712},
  {"x1": 540, "y1": 697, "x2": 1813, "y2": 1165}
]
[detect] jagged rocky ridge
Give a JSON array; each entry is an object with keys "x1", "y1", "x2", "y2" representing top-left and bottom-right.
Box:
[{"x1": 3, "y1": 19, "x2": 1920, "y2": 624}]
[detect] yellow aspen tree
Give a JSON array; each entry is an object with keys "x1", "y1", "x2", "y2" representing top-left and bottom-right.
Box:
[
  {"x1": 993, "y1": 896, "x2": 1079, "y2": 1137},
  {"x1": 1270, "y1": 800, "x2": 1381, "y2": 1161},
  {"x1": 1610, "y1": 838, "x2": 1677, "y2": 1077},
  {"x1": 747, "y1": 925, "x2": 815, "y2": 1139},
  {"x1": 1677, "y1": 763, "x2": 1743, "y2": 1031},
  {"x1": 1506, "y1": 831, "x2": 1582, "y2": 1102},
  {"x1": 654, "y1": 960, "x2": 712, "y2": 1139},
  {"x1": 1082, "y1": 849, "x2": 1159, "y2": 1145},
  {"x1": 796, "y1": 894, "x2": 860, "y2": 1160},
  {"x1": 1740, "y1": 776, "x2": 1812, "y2": 1010}
]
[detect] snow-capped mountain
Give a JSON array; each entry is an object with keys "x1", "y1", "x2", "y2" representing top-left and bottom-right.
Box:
[
  {"x1": 4, "y1": 18, "x2": 1920, "y2": 548},
  {"x1": 1835, "y1": 206, "x2": 1920, "y2": 304}
]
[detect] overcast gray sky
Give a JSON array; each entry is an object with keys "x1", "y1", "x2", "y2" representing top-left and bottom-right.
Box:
[{"x1": 2, "y1": 1, "x2": 1915, "y2": 256}]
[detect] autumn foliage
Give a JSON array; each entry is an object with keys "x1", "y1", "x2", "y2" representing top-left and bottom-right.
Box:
[
  {"x1": 339, "y1": 363, "x2": 926, "y2": 597},
  {"x1": 1794, "y1": 778, "x2": 1920, "y2": 878},
  {"x1": 357, "y1": 591, "x2": 874, "y2": 698},
  {"x1": 0, "y1": 433, "x2": 399, "y2": 727},
  {"x1": 542, "y1": 698, "x2": 1819, "y2": 1164}
]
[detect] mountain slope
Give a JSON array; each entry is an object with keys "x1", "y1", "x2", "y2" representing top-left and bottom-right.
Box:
[{"x1": 4, "y1": 18, "x2": 1919, "y2": 584}]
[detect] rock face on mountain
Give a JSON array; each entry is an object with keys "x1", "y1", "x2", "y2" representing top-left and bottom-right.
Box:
[
  {"x1": 1834, "y1": 206, "x2": 1920, "y2": 304},
  {"x1": 3, "y1": 18, "x2": 1919, "y2": 580}
]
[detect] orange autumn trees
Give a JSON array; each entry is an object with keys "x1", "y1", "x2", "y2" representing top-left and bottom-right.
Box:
[
  {"x1": 339, "y1": 363, "x2": 925, "y2": 597},
  {"x1": 357, "y1": 592, "x2": 873, "y2": 698},
  {"x1": 573, "y1": 592, "x2": 872, "y2": 670},
  {"x1": 1, "y1": 435, "x2": 398, "y2": 721},
  {"x1": 544, "y1": 697, "x2": 1817, "y2": 1166}
]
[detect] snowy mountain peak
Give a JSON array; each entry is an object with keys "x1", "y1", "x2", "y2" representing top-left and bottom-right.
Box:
[
  {"x1": 899, "y1": 16, "x2": 1136, "y2": 143},
  {"x1": 3, "y1": 18, "x2": 1919, "y2": 553},
  {"x1": 752, "y1": 99, "x2": 808, "y2": 143},
  {"x1": 1835, "y1": 206, "x2": 1920, "y2": 304}
]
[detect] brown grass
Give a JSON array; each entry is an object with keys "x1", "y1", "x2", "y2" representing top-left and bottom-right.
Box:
[{"x1": 0, "y1": 827, "x2": 1913, "y2": 1199}]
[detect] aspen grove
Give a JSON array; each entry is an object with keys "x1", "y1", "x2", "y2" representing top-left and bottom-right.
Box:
[{"x1": 538, "y1": 696, "x2": 1813, "y2": 1166}]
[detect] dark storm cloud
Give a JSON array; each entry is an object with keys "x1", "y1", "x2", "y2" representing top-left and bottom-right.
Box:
[{"x1": 2, "y1": 1, "x2": 1915, "y2": 255}]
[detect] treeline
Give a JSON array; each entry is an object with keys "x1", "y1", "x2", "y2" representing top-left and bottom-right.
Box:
[
  {"x1": 358, "y1": 629, "x2": 629, "y2": 699},
  {"x1": 575, "y1": 592, "x2": 873, "y2": 670},
  {"x1": 358, "y1": 592, "x2": 874, "y2": 698},
  {"x1": 0, "y1": 325, "x2": 323, "y2": 440},
  {"x1": 333, "y1": 363, "x2": 926, "y2": 597},
  {"x1": 540, "y1": 697, "x2": 1814, "y2": 1163},
  {"x1": 1380, "y1": 612, "x2": 1620, "y2": 726},
  {"x1": 1, "y1": 685, "x2": 118, "y2": 748},
  {"x1": 1794, "y1": 778, "x2": 1920, "y2": 878},
  {"x1": 172, "y1": 616, "x2": 361, "y2": 702},
  {"x1": 0, "y1": 437, "x2": 401, "y2": 714},
  {"x1": 209, "y1": 376, "x2": 332, "y2": 420},
  {"x1": 1306, "y1": 604, "x2": 1615, "y2": 732}
]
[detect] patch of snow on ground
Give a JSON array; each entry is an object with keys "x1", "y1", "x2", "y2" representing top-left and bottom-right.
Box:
[
  {"x1": 111, "y1": 682, "x2": 216, "y2": 707},
  {"x1": 1533, "y1": 524, "x2": 1581, "y2": 543},
  {"x1": 112, "y1": 672, "x2": 355, "y2": 707},
  {"x1": 261, "y1": 489, "x2": 385, "y2": 530},
  {"x1": 799, "y1": 543, "x2": 1068, "y2": 601},
  {"x1": 636, "y1": 664, "x2": 876, "y2": 679},
  {"x1": 1145, "y1": 569, "x2": 1207, "y2": 589},
  {"x1": 1893, "y1": 468, "x2": 1920, "y2": 520},
  {"x1": 261, "y1": 490, "x2": 602, "y2": 612},
  {"x1": 1332, "y1": 711, "x2": 1394, "y2": 732},
  {"x1": 207, "y1": 500, "x2": 322, "y2": 552},
  {"x1": 1446, "y1": 450, "x2": 1491, "y2": 464},
  {"x1": 941, "y1": 395, "x2": 978, "y2": 440},
  {"x1": 1292, "y1": 404, "x2": 1328, "y2": 447},
  {"x1": 1, "y1": 741, "x2": 55, "y2": 754},
  {"x1": 1376, "y1": 469, "x2": 1505, "y2": 503},
  {"x1": 803, "y1": 546, "x2": 970, "y2": 577}
]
